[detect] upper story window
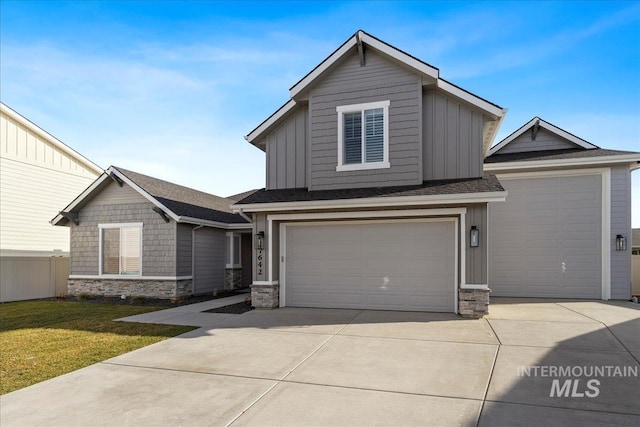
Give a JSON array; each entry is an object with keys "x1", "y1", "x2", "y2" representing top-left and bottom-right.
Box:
[
  {"x1": 99, "y1": 223, "x2": 142, "y2": 276},
  {"x1": 336, "y1": 100, "x2": 390, "y2": 172}
]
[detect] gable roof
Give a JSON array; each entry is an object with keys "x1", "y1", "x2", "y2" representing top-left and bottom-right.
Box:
[
  {"x1": 487, "y1": 116, "x2": 599, "y2": 157},
  {"x1": 246, "y1": 30, "x2": 507, "y2": 154},
  {"x1": 0, "y1": 102, "x2": 103, "y2": 175},
  {"x1": 52, "y1": 166, "x2": 250, "y2": 228}
]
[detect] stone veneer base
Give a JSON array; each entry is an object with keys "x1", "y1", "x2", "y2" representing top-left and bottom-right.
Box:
[
  {"x1": 251, "y1": 283, "x2": 279, "y2": 309},
  {"x1": 225, "y1": 268, "x2": 243, "y2": 290},
  {"x1": 458, "y1": 288, "x2": 490, "y2": 318},
  {"x1": 68, "y1": 278, "x2": 192, "y2": 299}
]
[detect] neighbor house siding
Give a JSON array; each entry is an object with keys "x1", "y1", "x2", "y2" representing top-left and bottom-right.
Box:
[
  {"x1": 264, "y1": 106, "x2": 308, "y2": 190},
  {"x1": 422, "y1": 91, "x2": 485, "y2": 180},
  {"x1": 71, "y1": 197, "x2": 176, "y2": 276},
  {"x1": 308, "y1": 49, "x2": 422, "y2": 190},
  {"x1": 0, "y1": 110, "x2": 99, "y2": 255},
  {"x1": 466, "y1": 203, "x2": 488, "y2": 285},
  {"x1": 494, "y1": 127, "x2": 577, "y2": 154},
  {"x1": 193, "y1": 227, "x2": 226, "y2": 294},
  {"x1": 176, "y1": 223, "x2": 193, "y2": 277},
  {"x1": 610, "y1": 165, "x2": 632, "y2": 299}
]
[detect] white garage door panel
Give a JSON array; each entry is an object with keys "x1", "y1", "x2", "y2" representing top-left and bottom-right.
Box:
[
  {"x1": 284, "y1": 221, "x2": 455, "y2": 312},
  {"x1": 489, "y1": 175, "x2": 601, "y2": 298}
]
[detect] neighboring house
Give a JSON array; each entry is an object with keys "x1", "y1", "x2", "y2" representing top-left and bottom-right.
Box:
[
  {"x1": 52, "y1": 166, "x2": 252, "y2": 298},
  {"x1": 233, "y1": 30, "x2": 639, "y2": 317},
  {"x1": 485, "y1": 117, "x2": 638, "y2": 301},
  {"x1": 0, "y1": 102, "x2": 102, "y2": 302}
]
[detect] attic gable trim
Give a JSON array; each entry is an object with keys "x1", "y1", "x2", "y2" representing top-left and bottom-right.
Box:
[
  {"x1": 50, "y1": 167, "x2": 180, "y2": 226},
  {"x1": 436, "y1": 79, "x2": 505, "y2": 118},
  {"x1": 487, "y1": 117, "x2": 599, "y2": 156},
  {"x1": 0, "y1": 102, "x2": 103, "y2": 175},
  {"x1": 245, "y1": 99, "x2": 297, "y2": 145}
]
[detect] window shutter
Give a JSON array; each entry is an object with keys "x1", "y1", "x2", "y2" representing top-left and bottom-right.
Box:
[
  {"x1": 343, "y1": 112, "x2": 362, "y2": 164},
  {"x1": 120, "y1": 227, "x2": 140, "y2": 275},
  {"x1": 364, "y1": 108, "x2": 384, "y2": 162}
]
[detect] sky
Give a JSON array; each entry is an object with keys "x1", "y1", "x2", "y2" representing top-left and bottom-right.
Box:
[{"x1": 1, "y1": 1, "x2": 639, "y2": 224}]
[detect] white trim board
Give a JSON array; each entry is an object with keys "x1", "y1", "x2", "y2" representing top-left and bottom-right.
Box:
[
  {"x1": 235, "y1": 191, "x2": 506, "y2": 213},
  {"x1": 487, "y1": 116, "x2": 598, "y2": 156},
  {"x1": 494, "y1": 167, "x2": 611, "y2": 300},
  {"x1": 484, "y1": 153, "x2": 640, "y2": 171},
  {"x1": 278, "y1": 217, "x2": 460, "y2": 313}
]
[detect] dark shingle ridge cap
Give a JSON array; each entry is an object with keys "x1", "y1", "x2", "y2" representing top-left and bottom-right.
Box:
[
  {"x1": 484, "y1": 148, "x2": 639, "y2": 163},
  {"x1": 235, "y1": 174, "x2": 503, "y2": 205}
]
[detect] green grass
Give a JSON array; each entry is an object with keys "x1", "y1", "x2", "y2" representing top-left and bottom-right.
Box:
[{"x1": 0, "y1": 301, "x2": 195, "y2": 395}]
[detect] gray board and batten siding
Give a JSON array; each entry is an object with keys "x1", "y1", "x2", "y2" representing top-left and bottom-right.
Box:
[
  {"x1": 308, "y1": 49, "x2": 421, "y2": 191},
  {"x1": 259, "y1": 48, "x2": 492, "y2": 191},
  {"x1": 610, "y1": 164, "x2": 632, "y2": 299}
]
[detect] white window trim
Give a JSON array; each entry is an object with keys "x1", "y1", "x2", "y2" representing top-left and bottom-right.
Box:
[
  {"x1": 98, "y1": 222, "x2": 143, "y2": 277},
  {"x1": 225, "y1": 232, "x2": 242, "y2": 269},
  {"x1": 336, "y1": 100, "x2": 390, "y2": 172}
]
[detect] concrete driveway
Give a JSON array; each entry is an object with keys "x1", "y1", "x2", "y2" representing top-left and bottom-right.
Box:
[{"x1": 1, "y1": 297, "x2": 639, "y2": 426}]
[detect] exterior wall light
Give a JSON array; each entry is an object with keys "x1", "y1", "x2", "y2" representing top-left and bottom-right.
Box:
[
  {"x1": 255, "y1": 231, "x2": 265, "y2": 251},
  {"x1": 470, "y1": 226, "x2": 480, "y2": 248},
  {"x1": 615, "y1": 234, "x2": 627, "y2": 251}
]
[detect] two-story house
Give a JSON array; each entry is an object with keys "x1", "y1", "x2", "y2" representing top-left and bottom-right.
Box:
[
  {"x1": 234, "y1": 31, "x2": 508, "y2": 317},
  {"x1": 234, "y1": 30, "x2": 639, "y2": 317}
]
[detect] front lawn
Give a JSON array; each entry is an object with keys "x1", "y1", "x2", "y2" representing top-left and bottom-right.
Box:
[{"x1": 0, "y1": 301, "x2": 195, "y2": 394}]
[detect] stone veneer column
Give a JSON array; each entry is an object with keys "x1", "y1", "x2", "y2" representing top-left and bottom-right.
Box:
[
  {"x1": 250, "y1": 283, "x2": 279, "y2": 309},
  {"x1": 458, "y1": 288, "x2": 490, "y2": 318},
  {"x1": 225, "y1": 268, "x2": 243, "y2": 290}
]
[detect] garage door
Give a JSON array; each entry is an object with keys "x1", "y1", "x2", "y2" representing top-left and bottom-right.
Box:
[
  {"x1": 283, "y1": 220, "x2": 456, "y2": 312},
  {"x1": 489, "y1": 174, "x2": 602, "y2": 298}
]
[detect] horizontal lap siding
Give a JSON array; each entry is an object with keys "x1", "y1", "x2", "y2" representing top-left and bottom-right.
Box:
[
  {"x1": 176, "y1": 223, "x2": 193, "y2": 276},
  {"x1": 193, "y1": 227, "x2": 225, "y2": 294},
  {"x1": 423, "y1": 91, "x2": 484, "y2": 180},
  {"x1": 495, "y1": 128, "x2": 577, "y2": 154},
  {"x1": 610, "y1": 165, "x2": 631, "y2": 299},
  {"x1": 309, "y1": 49, "x2": 421, "y2": 190},
  {"x1": 264, "y1": 107, "x2": 307, "y2": 190},
  {"x1": 71, "y1": 199, "x2": 176, "y2": 276}
]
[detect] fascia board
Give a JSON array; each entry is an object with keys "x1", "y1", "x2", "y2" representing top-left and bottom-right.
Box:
[
  {"x1": 51, "y1": 172, "x2": 111, "y2": 225},
  {"x1": 245, "y1": 99, "x2": 297, "y2": 144},
  {"x1": 484, "y1": 154, "x2": 640, "y2": 171},
  {"x1": 233, "y1": 191, "x2": 508, "y2": 213}
]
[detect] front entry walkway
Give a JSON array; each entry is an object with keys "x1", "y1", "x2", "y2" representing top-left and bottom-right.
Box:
[{"x1": 1, "y1": 297, "x2": 639, "y2": 426}]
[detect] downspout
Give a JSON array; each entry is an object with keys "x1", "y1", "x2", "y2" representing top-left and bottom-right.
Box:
[{"x1": 191, "y1": 224, "x2": 205, "y2": 294}]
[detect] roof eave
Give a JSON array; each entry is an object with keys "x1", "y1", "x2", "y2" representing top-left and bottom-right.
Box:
[
  {"x1": 484, "y1": 154, "x2": 640, "y2": 171},
  {"x1": 233, "y1": 190, "x2": 508, "y2": 213}
]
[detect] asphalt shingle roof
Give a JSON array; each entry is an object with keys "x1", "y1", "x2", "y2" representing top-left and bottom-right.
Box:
[
  {"x1": 484, "y1": 148, "x2": 638, "y2": 163},
  {"x1": 235, "y1": 174, "x2": 504, "y2": 205},
  {"x1": 114, "y1": 167, "x2": 248, "y2": 224}
]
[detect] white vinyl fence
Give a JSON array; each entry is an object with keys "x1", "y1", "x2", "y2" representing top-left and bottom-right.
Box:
[{"x1": 0, "y1": 256, "x2": 69, "y2": 302}]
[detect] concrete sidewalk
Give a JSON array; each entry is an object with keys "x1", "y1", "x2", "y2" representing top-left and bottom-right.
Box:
[{"x1": 1, "y1": 298, "x2": 639, "y2": 426}]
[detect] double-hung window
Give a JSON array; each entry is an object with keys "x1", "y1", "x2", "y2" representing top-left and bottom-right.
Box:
[
  {"x1": 336, "y1": 100, "x2": 390, "y2": 171},
  {"x1": 99, "y1": 223, "x2": 142, "y2": 276}
]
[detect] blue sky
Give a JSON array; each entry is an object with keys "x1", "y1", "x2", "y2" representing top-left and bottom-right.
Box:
[{"x1": 1, "y1": 1, "x2": 639, "y2": 223}]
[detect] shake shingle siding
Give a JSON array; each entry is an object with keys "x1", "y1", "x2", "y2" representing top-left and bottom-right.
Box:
[
  {"x1": 309, "y1": 49, "x2": 422, "y2": 190},
  {"x1": 71, "y1": 201, "x2": 176, "y2": 276}
]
